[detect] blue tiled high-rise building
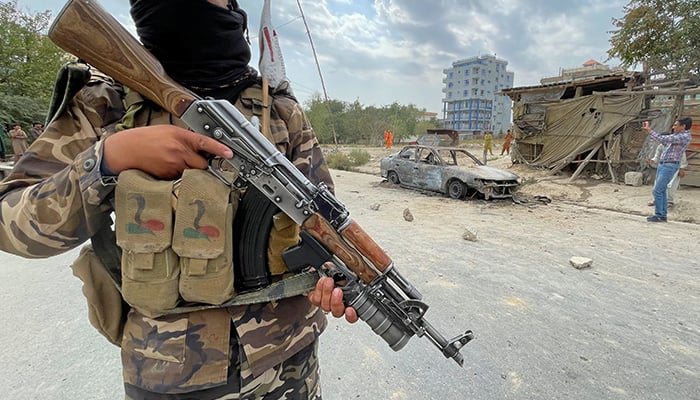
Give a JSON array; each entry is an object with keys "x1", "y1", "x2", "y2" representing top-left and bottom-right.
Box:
[{"x1": 442, "y1": 55, "x2": 514, "y2": 136}]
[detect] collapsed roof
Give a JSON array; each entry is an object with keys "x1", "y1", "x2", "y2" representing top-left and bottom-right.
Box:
[{"x1": 501, "y1": 66, "x2": 699, "y2": 186}]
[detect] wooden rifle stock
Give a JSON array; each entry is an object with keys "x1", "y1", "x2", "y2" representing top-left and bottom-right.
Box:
[{"x1": 48, "y1": 0, "x2": 195, "y2": 117}]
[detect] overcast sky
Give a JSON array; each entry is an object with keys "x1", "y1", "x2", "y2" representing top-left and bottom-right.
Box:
[{"x1": 20, "y1": 0, "x2": 632, "y2": 113}]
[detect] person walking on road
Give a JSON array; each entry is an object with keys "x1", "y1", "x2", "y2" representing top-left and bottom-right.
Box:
[
  {"x1": 483, "y1": 130, "x2": 494, "y2": 164},
  {"x1": 384, "y1": 129, "x2": 394, "y2": 149},
  {"x1": 641, "y1": 117, "x2": 692, "y2": 222},
  {"x1": 501, "y1": 129, "x2": 513, "y2": 155}
]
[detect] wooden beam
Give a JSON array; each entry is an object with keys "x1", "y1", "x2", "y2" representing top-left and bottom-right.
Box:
[{"x1": 568, "y1": 141, "x2": 603, "y2": 182}]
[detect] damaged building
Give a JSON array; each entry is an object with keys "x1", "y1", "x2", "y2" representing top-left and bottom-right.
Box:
[{"x1": 502, "y1": 60, "x2": 700, "y2": 187}]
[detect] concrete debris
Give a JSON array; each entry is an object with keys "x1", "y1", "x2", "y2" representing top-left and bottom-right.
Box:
[
  {"x1": 403, "y1": 208, "x2": 414, "y2": 222},
  {"x1": 462, "y1": 229, "x2": 478, "y2": 242},
  {"x1": 624, "y1": 172, "x2": 643, "y2": 187},
  {"x1": 569, "y1": 256, "x2": 593, "y2": 270},
  {"x1": 369, "y1": 203, "x2": 381, "y2": 211}
]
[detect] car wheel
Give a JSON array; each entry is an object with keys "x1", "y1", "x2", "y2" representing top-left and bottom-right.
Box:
[
  {"x1": 448, "y1": 180, "x2": 466, "y2": 199},
  {"x1": 387, "y1": 171, "x2": 400, "y2": 185}
]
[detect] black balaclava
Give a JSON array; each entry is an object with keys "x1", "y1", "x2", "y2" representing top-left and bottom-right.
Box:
[{"x1": 130, "y1": 0, "x2": 257, "y2": 100}]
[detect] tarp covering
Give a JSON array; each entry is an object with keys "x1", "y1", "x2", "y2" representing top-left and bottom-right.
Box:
[
  {"x1": 526, "y1": 94, "x2": 645, "y2": 168},
  {"x1": 520, "y1": 89, "x2": 567, "y2": 105}
]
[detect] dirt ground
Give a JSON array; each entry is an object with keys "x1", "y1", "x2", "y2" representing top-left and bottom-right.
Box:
[
  {"x1": 317, "y1": 156, "x2": 699, "y2": 399},
  {"x1": 1, "y1": 145, "x2": 698, "y2": 399},
  {"x1": 326, "y1": 144, "x2": 699, "y2": 224}
]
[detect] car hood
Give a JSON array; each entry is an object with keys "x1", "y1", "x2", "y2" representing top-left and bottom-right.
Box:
[{"x1": 447, "y1": 165, "x2": 519, "y2": 180}]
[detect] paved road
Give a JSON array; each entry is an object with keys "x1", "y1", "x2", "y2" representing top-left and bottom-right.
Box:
[{"x1": 1, "y1": 169, "x2": 698, "y2": 399}]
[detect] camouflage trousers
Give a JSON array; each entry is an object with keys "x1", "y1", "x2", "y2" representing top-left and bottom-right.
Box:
[{"x1": 124, "y1": 340, "x2": 321, "y2": 400}]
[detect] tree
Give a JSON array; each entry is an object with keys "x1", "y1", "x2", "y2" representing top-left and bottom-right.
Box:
[
  {"x1": 304, "y1": 94, "x2": 344, "y2": 144},
  {"x1": 607, "y1": 0, "x2": 700, "y2": 83},
  {"x1": 0, "y1": 1, "x2": 68, "y2": 127},
  {"x1": 305, "y1": 96, "x2": 440, "y2": 145}
]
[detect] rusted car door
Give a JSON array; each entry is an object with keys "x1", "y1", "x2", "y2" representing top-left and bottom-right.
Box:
[
  {"x1": 394, "y1": 147, "x2": 417, "y2": 186},
  {"x1": 413, "y1": 148, "x2": 443, "y2": 192}
]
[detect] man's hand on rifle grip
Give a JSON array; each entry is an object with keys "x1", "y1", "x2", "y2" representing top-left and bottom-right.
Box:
[
  {"x1": 103, "y1": 125, "x2": 233, "y2": 179},
  {"x1": 309, "y1": 276, "x2": 359, "y2": 323}
]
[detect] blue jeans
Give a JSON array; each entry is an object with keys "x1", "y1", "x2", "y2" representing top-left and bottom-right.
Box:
[{"x1": 653, "y1": 163, "x2": 679, "y2": 218}]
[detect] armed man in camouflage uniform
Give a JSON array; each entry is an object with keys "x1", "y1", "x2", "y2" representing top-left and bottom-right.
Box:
[{"x1": 0, "y1": 0, "x2": 357, "y2": 398}]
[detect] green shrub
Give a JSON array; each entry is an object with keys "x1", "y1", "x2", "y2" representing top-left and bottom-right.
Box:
[
  {"x1": 325, "y1": 148, "x2": 372, "y2": 170},
  {"x1": 325, "y1": 152, "x2": 354, "y2": 170},
  {"x1": 348, "y1": 149, "x2": 371, "y2": 165}
]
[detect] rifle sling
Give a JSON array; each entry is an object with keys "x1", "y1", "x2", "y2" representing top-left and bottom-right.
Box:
[{"x1": 159, "y1": 270, "x2": 320, "y2": 315}]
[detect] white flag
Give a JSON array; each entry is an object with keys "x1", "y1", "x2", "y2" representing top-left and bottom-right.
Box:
[{"x1": 258, "y1": 0, "x2": 289, "y2": 90}]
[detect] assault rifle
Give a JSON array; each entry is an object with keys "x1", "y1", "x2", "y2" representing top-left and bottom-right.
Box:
[{"x1": 49, "y1": 0, "x2": 473, "y2": 366}]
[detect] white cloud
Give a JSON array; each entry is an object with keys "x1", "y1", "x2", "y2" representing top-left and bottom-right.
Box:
[{"x1": 21, "y1": 0, "x2": 631, "y2": 113}]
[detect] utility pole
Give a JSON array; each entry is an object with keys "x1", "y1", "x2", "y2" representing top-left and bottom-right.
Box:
[{"x1": 296, "y1": 0, "x2": 339, "y2": 147}]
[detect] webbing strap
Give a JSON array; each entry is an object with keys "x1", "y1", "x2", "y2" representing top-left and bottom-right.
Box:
[{"x1": 159, "y1": 270, "x2": 320, "y2": 315}]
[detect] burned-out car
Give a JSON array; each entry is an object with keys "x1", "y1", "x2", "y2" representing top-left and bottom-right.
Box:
[{"x1": 379, "y1": 145, "x2": 520, "y2": 200}]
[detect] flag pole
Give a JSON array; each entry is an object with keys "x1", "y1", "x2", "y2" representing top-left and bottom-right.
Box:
[{"x1": 261, "y1": 77, "x2": 271, "y2": 139}]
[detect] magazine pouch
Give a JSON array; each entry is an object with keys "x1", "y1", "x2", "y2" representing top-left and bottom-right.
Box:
[
  {"x1": 172, "y1": 169, "x2": 235, "y2": 304},
  {"x1": 115, "y1": 169, "x2": 180, "y2": 314}
]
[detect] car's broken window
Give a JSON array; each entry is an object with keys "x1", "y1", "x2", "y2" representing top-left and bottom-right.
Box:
[
  {"x1": 453, "y1": 150, "x2": 481, "y2": 167},
  {"x1": 437, "y1": 149, "x2": 457, "y2": 165},
  {"x1": 399, "y1": 149, "x2": 415, "y2": 160}
]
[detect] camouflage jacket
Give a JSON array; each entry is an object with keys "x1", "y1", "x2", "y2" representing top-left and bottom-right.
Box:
[{"x1": 0, "y1": 69, "x2": 333, "y2": 393}]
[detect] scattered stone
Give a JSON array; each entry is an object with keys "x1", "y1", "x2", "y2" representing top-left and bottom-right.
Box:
[
  {"x1": 569, "y1": 256, "x2": 593, "y2": 270},
  {"x1": 624, "y1": 171, "x2": 643, "y2": 186},
  {"x1": 403, "y1": 208, "x2": 414, "y2": 222},
  {"x1": 462, "y1": 229, "x2": 478, "y2": 242},
  {"x1": 369, "y1": 203, "x2": 381, "y2": 211}
]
